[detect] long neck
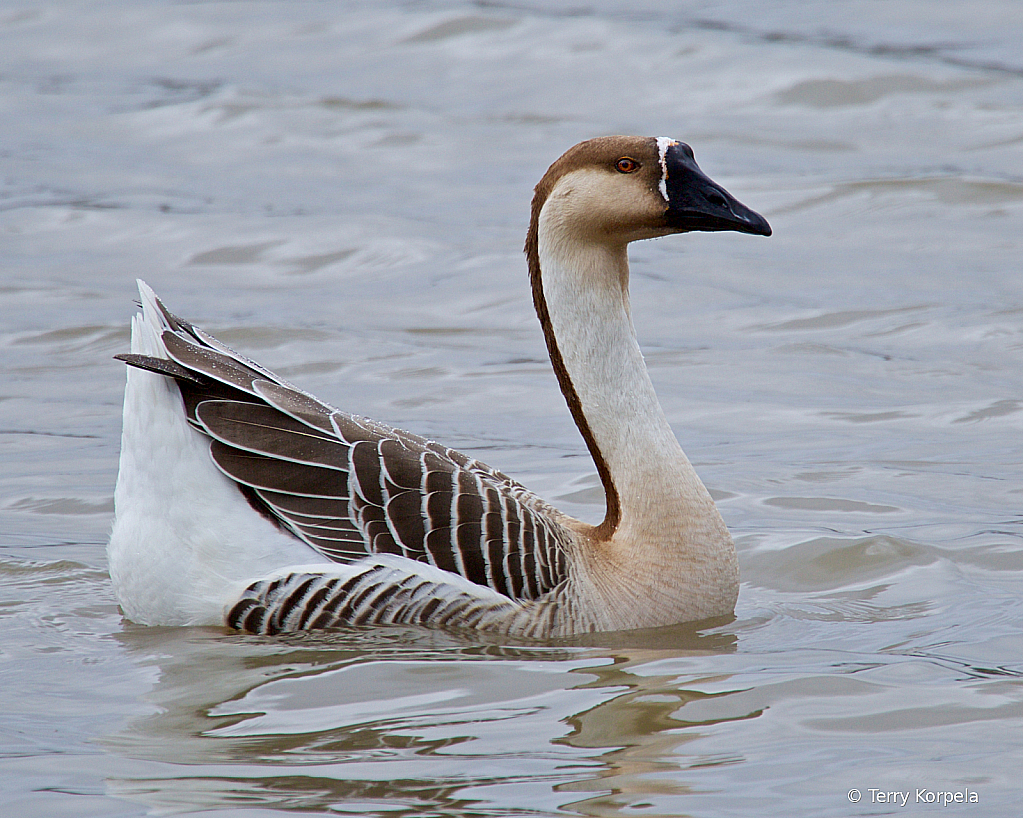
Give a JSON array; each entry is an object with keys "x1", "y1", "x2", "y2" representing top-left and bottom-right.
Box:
[{"x1": 531, "y1": 210, "x2": 720, "y2": 542}]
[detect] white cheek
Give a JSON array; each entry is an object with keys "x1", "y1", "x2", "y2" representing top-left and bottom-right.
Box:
[{"x1": 655, "y1": 136, "x2": 678, "y2": 202}]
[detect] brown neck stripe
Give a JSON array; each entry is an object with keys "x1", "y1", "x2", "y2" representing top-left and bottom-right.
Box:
[{"x1": 524, "y1": 171, "x2": 621, "y2": 540}]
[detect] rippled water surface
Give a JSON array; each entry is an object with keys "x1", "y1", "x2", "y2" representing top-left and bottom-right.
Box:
[{"x1": 2, "y1": 1, "x2": 1022, "y2": 815}]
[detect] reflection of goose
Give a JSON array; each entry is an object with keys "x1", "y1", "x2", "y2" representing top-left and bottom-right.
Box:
[{"x1": 108, "y1": 136, "x2": 770, "y2": 637}]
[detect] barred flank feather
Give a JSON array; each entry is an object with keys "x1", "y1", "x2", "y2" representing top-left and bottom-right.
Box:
[{"x1": 225, "y1": 562, "x2": 523, "y2": 635}]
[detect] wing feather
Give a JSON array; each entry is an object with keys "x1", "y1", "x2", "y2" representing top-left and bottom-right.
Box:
[
  {"x1": 209, "y1": 440, "x2": 347, "y2": 498},
  {"x1": 196, "y1": 400, "x2": 346, "y2": 468},
  {"x1": 122, "y1": 289, "x2": 576, "y2": 604}
]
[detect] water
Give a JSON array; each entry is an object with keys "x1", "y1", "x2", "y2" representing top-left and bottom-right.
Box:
[{"x1": 2, "y1": 1, "x2": 1021, "y2": 815}]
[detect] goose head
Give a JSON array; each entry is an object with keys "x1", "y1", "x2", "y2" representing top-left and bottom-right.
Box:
[{"x1": 528, "y1": 135, "x2": 771, "y2": 248}]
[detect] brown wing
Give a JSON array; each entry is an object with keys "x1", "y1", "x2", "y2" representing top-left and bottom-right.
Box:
[{"x1": 118, "y1": 296, "x2": 571, "y2": 602}]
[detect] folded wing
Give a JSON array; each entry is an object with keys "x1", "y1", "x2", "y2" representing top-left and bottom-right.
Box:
[{"x1": 118, "y1": 293, "x2": 572, "y2": 604}]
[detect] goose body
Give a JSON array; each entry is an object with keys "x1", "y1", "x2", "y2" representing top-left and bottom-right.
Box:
[{"x1": 108, "y1": 136, "x2": 770, "y2": 637}]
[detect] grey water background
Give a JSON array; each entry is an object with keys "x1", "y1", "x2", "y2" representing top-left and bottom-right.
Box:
[{"x1": 2, "y1": 1, "x2": 1022, "y2": 815}]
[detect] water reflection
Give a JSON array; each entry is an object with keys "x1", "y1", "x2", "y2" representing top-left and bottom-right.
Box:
[
  {"x1": 555, "y1": 650, "x2": 759, "y2": 817},
  {"x1": 104, "y1": 622, "x2": 753, "y2": 815}
]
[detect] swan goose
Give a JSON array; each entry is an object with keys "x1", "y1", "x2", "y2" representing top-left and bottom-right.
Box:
[{"x1": 108, "y1": 136, "x2": 770, "y2": 637}]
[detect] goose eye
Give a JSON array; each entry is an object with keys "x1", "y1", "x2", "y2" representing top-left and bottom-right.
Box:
[{"x1": 615, "y1": 157, "x2": 640, "y2": 174}]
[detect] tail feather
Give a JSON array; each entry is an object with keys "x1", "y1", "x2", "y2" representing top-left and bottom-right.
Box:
[{"x1": 108, "y1": 281, "x2": 328, "y2": 626}]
